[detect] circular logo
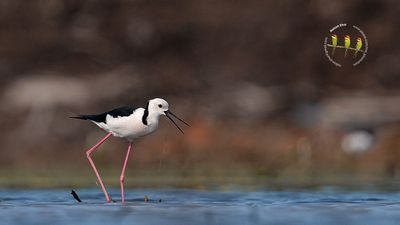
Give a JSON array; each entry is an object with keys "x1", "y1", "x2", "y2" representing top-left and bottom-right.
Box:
[{"x1": 323, "y1": 24, "x2": 368, "y2": 67}]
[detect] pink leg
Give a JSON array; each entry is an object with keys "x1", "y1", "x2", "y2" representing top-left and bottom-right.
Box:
[
  {"x1": 86, "y1": 132, "x2": 113, "y2": 203},
  {"x1": 120, "y1": 142, "x2": 132, "y2": 203}
]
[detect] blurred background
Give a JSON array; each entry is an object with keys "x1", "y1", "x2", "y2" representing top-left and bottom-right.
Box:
[{"x1": 0, "y1": 0, "x2": 400, "y2": 189}]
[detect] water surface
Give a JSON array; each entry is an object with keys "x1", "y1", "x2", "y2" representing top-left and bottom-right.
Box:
[{"x1": 1, "y1": 188, "x2": 400, "y2": 225}]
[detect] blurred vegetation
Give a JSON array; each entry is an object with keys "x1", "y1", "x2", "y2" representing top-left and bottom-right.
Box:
[{"x1": 0, "y1": 0, "x2": 400, "y2": 188}]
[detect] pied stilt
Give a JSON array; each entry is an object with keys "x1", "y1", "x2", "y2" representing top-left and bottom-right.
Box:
[{"x1": 71, "y1": 98, "x2": 189, "y2": 203}]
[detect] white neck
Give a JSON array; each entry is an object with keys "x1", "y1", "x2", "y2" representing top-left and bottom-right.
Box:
[{"x1": 146, "y1": 110, "x2": 161, "y2": 126}]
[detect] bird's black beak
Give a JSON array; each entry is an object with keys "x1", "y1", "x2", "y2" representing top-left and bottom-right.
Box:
[{"x1": 165, "y1": 110, "x2": 190, "y2": 134}]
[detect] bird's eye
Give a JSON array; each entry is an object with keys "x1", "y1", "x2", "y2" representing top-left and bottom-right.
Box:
[{"x1": 158, "y1": 104, "x2": 162, "y2": 108}]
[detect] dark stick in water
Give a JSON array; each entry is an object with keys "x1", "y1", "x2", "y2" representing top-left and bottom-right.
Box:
[{"x1": 71, "y1": 190, "x2": 82, "y2": 202}]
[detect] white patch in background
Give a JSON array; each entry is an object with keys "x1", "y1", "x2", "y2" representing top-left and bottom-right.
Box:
[{"x1": 341, "y1": 130, "x2": 375, "y2": 154}]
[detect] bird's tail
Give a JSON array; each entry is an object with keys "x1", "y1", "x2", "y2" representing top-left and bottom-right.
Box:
[
  {"x1": 344, "y1": 49, "x2": 348, "y2": 57},
  {"x1": 353, "y1": 51, "x2": 358, "y2": 58},
  {"x1": 331, "y1": 47, "x2": 336, "y2": 55}
]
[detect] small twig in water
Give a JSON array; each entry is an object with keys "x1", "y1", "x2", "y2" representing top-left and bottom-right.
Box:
[{"x1": 71, "y1": 190, "x2": 82, "y2": 203}]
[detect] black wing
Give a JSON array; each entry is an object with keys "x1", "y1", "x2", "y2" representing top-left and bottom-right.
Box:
[{"x1": 70, "y1": 106, "x2": 136, "y2": 123}]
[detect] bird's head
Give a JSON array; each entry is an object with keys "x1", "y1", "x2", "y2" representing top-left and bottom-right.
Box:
[
  {"x1": 148, "y1": 98, "x2": 189, "y2": 133},
  {"x1": 148, "y1": 98, "x2": 169, "y2": 116}
]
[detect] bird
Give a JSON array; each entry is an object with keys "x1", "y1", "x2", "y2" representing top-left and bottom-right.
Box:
[
  {"x1": 354, "y1": 37, "x2": 363, "y2": 58},
  {"x1": 71, "y1": 98, "x2": 189, "y2": 203},
  {"x1": 331, "y1": 34, "x2": 338, "y2": 55},
  {"x1": 344, "y1": 35, "x2": 351, "y2": 57}
]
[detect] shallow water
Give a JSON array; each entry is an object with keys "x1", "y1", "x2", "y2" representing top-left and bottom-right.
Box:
[{"x1": 1, "y1": 188, "x2": 400, "y2": 225}]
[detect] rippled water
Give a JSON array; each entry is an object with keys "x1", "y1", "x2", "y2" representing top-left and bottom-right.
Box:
[{"x1": 1, "y1": 188, "x2": 400, "y2": 225}]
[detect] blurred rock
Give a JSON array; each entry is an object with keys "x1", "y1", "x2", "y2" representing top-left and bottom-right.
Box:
[
  {"x1": 319, "y1": 95, "x2": 400, "y2": 128},
  {"x1": 341, "y1": 130, "x2": 375, "y2": 154},
  {"x1": 205, "y1": 82, "x2": 287, "y2": 122},
  {"x1": 2, "y1": 75, "x2": 90, "y2": 110}
]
